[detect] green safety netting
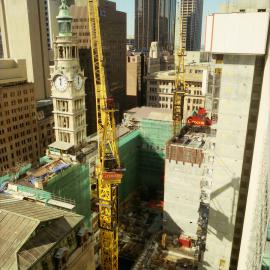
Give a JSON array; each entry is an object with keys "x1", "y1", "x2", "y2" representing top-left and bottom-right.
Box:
[
  {"x1": 44, "y1": 164, "x2": 91, "y2": 228},
  {"x1": 118, "y1": 119, "x2": 173, "y2": 201}
]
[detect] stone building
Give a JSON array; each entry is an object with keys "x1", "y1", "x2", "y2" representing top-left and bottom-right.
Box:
[
  {"x1": 146, "y1": 65, "x2": 208, "y2": 121},
  {"x1": 0, "y1": 59, "x2": 39, "y2": 172},
  {"x1": 49, "y1": 0, "x2": 87, "y2": 148},
  {"x1": 0, "y1": 185, "x2": 95, "y2": 270}
]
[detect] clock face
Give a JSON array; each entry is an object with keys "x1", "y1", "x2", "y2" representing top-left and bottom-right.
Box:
[
  {"x1": 74, "y1": 74, "x2": 83, "y2": 90},
  {"x1": 54, "y1": 75, "x2": 68, "y2": 92}
]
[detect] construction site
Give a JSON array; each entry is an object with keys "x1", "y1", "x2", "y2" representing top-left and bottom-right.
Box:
[
  {"x1": 1, "y1": 0, "x2": 270, "y2": 270},
  {"x1": 0, "y1": 0, "x2": 215, "y2": 269},
  {"x1": 0, "y1": 105, "x2": 215, "y2": 269}
]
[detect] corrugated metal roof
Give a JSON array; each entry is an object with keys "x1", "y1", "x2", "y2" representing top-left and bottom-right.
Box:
[
  {"x1": 18, "y1": 217, "x2": 79, "y2": 269},
  {"x1": 0, "y1": 210, "x2": 39, "y2": 270},
  {"x1": 0, "y1": 193, "x2": 83, "y2": 269}
]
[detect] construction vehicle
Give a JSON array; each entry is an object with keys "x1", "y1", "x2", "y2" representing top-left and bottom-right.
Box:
[
  {"x1": 172, "y1": 14, "x2": 187, "y2": 136},
  {"x1": 87, "y1": 0, "x2": 123, "y2": 269},
  {"x1": 186, "y1": 108, "x2": 212, "y2": 127}
]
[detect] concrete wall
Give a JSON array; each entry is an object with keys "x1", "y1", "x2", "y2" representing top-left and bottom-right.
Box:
[
  {"x1": 205, "y1": 12, "x2": 270, "y2": 55},
  {"x1": 201, "y1": 55, "x2": 256, "y2": 270},
  {"x1": 237, "y1": 37, "x2": 270, "y2": 270},
  {"x1": 164, "y1": 159, "x2": 203, "y2": 236},
  {"x1": 220, "y1": 0, "x2": 270, "y2": 12}
]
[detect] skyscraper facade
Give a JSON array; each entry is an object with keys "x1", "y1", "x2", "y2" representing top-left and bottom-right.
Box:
[
  {"x1": 0, "y1": 59, "x2": 40, "y2": 172},
  {"x1": 70, "y1": 0, "x2": 126, "y2": 135},
  {"x1": 175, "y1": 0, "x2": 203, "y2": 52},
  {"x1": 135, "y1": 0, "x2": 176, "y2": 51},
  {"x1": 0, "y1": 0, "x2": 50, "y2": 100}
]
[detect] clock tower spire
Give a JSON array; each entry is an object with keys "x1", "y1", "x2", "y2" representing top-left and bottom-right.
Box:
[{"x1": 49, "y1": 0, "x2": 87, "y2": 150}]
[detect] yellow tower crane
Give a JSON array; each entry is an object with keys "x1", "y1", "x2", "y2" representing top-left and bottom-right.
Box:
[
  {"x1": 87, "y1": 0, "x2": 123, "y2": 269},
  {"x1": 172, "y1": 15, "x2": 187, "y2": 135}
]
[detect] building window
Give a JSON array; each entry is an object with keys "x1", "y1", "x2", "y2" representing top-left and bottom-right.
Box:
[
  {"x1": 59, "y1": 132, "x2": 70, "y2": 143},
  {"x1": 59, "y1": 46, "x2": 63, "y2": 58}
]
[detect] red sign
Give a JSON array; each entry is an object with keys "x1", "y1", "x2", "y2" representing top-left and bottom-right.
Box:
[{"x1": 102, "y1": 172, "x2": 123, "y2": 181}]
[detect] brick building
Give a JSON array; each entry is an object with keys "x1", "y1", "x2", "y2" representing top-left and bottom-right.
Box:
[{"x1": 0, "y1": 59, "x2": 39, "y2": 172}]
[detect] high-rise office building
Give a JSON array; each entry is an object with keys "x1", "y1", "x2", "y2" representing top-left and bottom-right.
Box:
[
  {"x1": 126, "y1": 53, "x2": 142, "y2": 109},
  {"x1": 175, "y1": 0, "x2": 203, "y2": 52},
  {"x1": 70, "y1": 0, "x2": 126, "y2": 135},
  {"x1": 204, "y1": 8, "x2": 270, "y2": 270},
  {"x1": 135, "y1": 0, "x2": 176, "y2": 51},
  {"x1": 0, "y1": 59, "x2": 40, "y2": 172},
  {"x1": 0, "y1": 0, "x2": 50, "y2": 100}
]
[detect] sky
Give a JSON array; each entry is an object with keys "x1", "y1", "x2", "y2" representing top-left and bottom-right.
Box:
[{"x1": 111, "y1": 0, "x2": 226, "y2": 40}]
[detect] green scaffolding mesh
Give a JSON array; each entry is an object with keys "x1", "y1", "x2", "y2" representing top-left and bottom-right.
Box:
[
  {"x1": 0, "y1": 163, "x2": 32, "y2": 185},
  {"x1": 44, "y1": 164, "x2": 91, "y2": 228},
  {"x1": 118, "y1": 119, "x2": 173, "y2": 201},
  {"x1": 119, "y1": 130, "x2": 140, "y2": 202},
  {"x1": 138, "y1": 119, "x2": 172, "y2": 196}
]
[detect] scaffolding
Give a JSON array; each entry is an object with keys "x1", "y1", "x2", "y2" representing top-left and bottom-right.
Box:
[{"x1": 44, "y1": 164, "x2": 91, "y2": 228}]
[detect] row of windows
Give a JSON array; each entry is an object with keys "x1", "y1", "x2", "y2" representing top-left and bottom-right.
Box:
[
  {"x1": 1, "y1": 88, "x2": 33, "y2": 99},
  {"x1": 0, "y1": 152, "x2": 35, "y2": 168},
  {"x1": 148, "y1": 103, "x2": 173, "y2": 109},
  {"x1": 77, "y1": 32, "x2": 90, "y2": 37},
  {"x1": 149, "y1": 80, "x2": 202, "y2": 88},
  {"x1": 58, "y1": 116, "x2": 70, "y2": 128},
  {"x1": 73, "y1": 18, "x2": 88, "y2": 23},
  {"x1": 149, "y1": 87, "x2": 172, "y2": 94},
  {"x1": 187, "y1": 105, "x2": 201, "y2": 111},
  {"x1": 72, "y1": 25, "x2": 88, "y2": 30},
  {"x1": 148, "y1": 96, "x2": 172, "y2": 102},
  {"x1": 0, "y1": 105, "x2": 34, "y2": 116},
  {"x1": 56, "y1": 100, "x2": 69, "y2": 112},
  {"x1": 57, "y1": 45, "x2": 78, "y2": 60},
  {"x1": 187, "y1": 98, "x2": 203, "y2": 104}
]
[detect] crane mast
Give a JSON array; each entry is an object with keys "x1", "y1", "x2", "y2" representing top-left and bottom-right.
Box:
[
  {"x1": 173, "y1": 13, "x2": 186, "y2": 135},
  {"x1": 87, "y1": 0, "x2": 122, "y2": 269}
]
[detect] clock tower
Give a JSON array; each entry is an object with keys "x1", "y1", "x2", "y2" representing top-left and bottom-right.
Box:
[{"x1": 50, "y1": 0, "x2": 87, "y2": 148}]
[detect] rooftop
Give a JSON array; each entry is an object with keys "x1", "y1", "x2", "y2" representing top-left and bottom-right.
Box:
[
  {"x1": 170, "y1": 126, "x2": 212, "y2": 149},
  {"x1": 172, "y1": 132, "x2": 206, "y2": 149},
  {"x1": 146, "y1": 67, "x2": 207, "y2": 82},
  {"x1": 125, "y1": 106, "x2": 173, "y2": 122},
  {"x1": 0, "y1": 192, "x2": 83, "y2": 270},
  {"x1": 49, "y1": 141, "x2": 74, "y2": 151},
  {"x1": 0, "y1": 59, "x2": 27, "y2": 85}
]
